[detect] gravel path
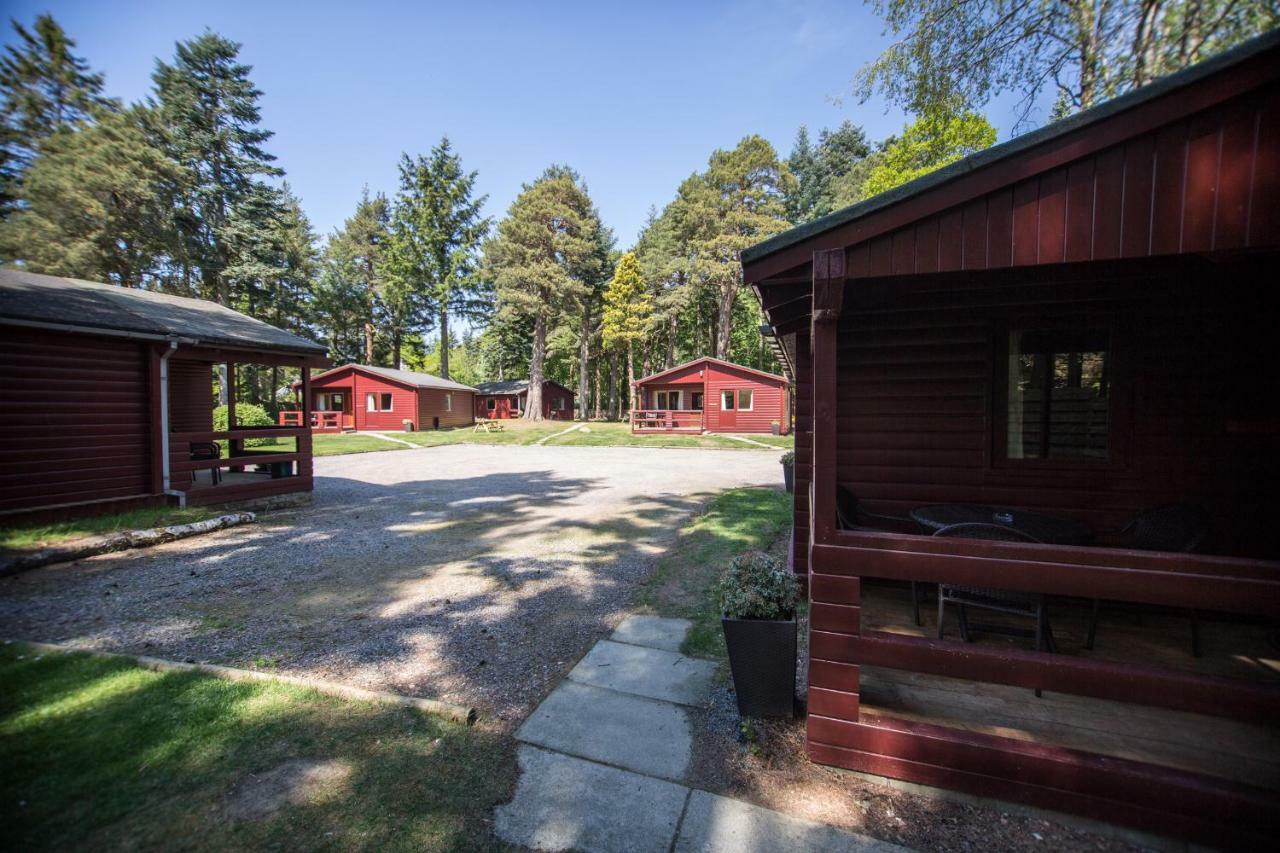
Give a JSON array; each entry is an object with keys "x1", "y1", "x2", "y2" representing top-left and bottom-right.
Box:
[{"x1": 0, "y1": 444, "x2": 782, "y2": 725}]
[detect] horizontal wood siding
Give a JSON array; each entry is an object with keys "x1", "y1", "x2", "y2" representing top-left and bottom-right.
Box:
[
  {"x1": 347, "y1": 370, "x2": 416, "y2": 431},
  {"x1": 0, "y1": 328, "x2": 152, "y2": 512},
  {"x1": 704, "y1": 363, "x2": 789, "y2": 434},
  {"x1": 835, "y1": 258, "x2": 1277, "y2": 557},
  {"x1": 419, "y1": 389, "x2": 474, "y2": 429},
  {"x1": 539, "y1": 383, "x2": 576, "y2": 419},
  {"x1": 475, "y1": 394, "x2": 519, "y2": 419},
  {"x1": 169, "y1": 360, "x2": 213, "y2": 433}
]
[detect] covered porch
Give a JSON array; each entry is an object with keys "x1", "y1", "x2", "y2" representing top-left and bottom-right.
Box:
[
  {"x1": 278, "y1": 386, "x2": 353, "y2": 432},
  {"x1": 630, "y1": 383, "x2": 705, "y2": 433}
]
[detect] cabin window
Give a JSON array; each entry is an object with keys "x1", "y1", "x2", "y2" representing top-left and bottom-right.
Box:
[
  {"x1": 737, "y1": 389, "x2": 753, "y2": 411},
  {"x1": 721, "y1": 390, "x2": 735, "y2": 410},
  {"x1": 367, "y1": 392, "x2": 393, "y2": 412},
  {"x1": 487, "y1": 398, "x2": 496, "y2": 411},
  {"x1": 553, "y1": 396, "x2": 566, "y2": 411},
  {"x1": 655, "y1": 390, "x2": 681, "y2": 409},
  {"x1": 1005, "y1": 329, "x2": 1110, "y2": 460},
  {"x1": 691, "y1": 392, "x2": 704, "y2": 410},
  {"x1": 444, "y1": 393, "x2": 453, "y2": 412}
]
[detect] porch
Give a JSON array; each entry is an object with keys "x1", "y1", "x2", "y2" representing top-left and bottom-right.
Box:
[{"x1": 630, "y1": 383, "x2": 705, "y2": 433}]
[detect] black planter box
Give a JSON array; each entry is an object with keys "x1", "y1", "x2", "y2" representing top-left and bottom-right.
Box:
[
  {"x1": 722, "y1": 615, "x2": 797, "y2": 718},
  {"x1": 782, "y1": 462, "x2": 794, "y2": 493}
]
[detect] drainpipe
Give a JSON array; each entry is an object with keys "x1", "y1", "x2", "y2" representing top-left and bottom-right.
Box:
[{"x1": 158, "y1": 340, "x2": 186, "y2": 508}]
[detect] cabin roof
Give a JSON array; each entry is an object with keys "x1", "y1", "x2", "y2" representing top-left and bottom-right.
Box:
[
  {"x1": 0, "y1": 269, "x2": 327, "y2": 355},
  {"x1": 311, "y1": 363, "x2": 477, "y2": 393},
  {"x1": 635, "y1": 356, "x2": 789, "y2": 387},
  {"x1": 741, "y1": 28, "x2": 1280, "y2": 269},
  {"x1": 474, "y1": 379, "x2": 575, "y2": 397}
]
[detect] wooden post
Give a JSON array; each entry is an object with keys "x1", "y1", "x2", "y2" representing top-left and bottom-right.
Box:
[
  {"x1": 810, "y1": 248, "x2": 845, "y2": 550},
  {"x1": 147, "y1": 345, "x2": 164, "y2": 495},
  {"x1": 227, "y1": 361, "x2": 242, "y2": 472},
  {"x1": 298, "y1": 366, "x2": 313, "y2": 480}
]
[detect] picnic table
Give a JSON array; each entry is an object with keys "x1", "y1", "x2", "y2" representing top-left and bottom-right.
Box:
[{"x1": 473, "y1": 418, "x2": 505, "y2": 433}]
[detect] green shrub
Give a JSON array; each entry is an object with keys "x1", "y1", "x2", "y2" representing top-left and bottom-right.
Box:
[
  {"x1": 780, "y1": 450, "x2": 795, "y2": 466},
  {"x1": 213, "y1": 403, "x2": 276, "y2": 447},
  {"x1": 717, "y1": 551, "x2": 799, "y2": 620}
]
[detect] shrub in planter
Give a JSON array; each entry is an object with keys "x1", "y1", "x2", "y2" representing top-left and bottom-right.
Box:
[
  {"x1": 213, "y1": 403, "x2": 275, "y2": 447},
  {"x1": 780, "y1": 449, "x2": 795, "y2": 493},
  {"x1": 718, "y1": 551, "x2": 800, "y2": 718}
]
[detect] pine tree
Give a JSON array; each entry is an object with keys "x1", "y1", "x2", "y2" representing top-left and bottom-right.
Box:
[
  {"x1": 151, "y1": 31, "x2": 281, "y2": 307},
  {"x1": 601, "y1": 252, "x2": 652, "y2": 416},
  {"x1": 329, "y1": 189, "x2": 390, "y2": 364},
  {"x1": 0, "y1": 105, "x2": 179, "y2": 286},
  {"x1": 385, "y1": 137, "x2": 489, "y2": 379},
  {"x1": 483, "y1": 167, "x2": 601, "y2": 420},
  {"x1": 0, "y1": 13, "x2": 114, "y2": 218}
]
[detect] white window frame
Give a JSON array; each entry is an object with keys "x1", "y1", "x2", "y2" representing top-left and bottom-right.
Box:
[
  {"x1": 721, "y1": 390, "x2": 735, "y2": 411},
  {"x1": 444, "y1": 392, "x2": 453, "y2": 412},
  {"x1": 486, "y1": 397, "x2": 496, "y2": 411},
  {"x1": 737, "y1": 389, "x2": 754, "y2": 411},
  {"x1": 367, "y1": 392, "x2": 393, "y2": 412}
]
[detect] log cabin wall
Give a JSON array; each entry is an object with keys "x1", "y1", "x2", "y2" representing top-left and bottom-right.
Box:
[
  {"x1": 791, "y1": 330, "x2": 812, "y2": 579},
  {"x1": 418, "y1": 388, "x2": 474, "y2": 429},
  {"x1": 837, "y1": 256, "x2": 1278, "y2": 559},
  {"x1": 0, "y1": 328, "x2": 152, "y2": 513}
]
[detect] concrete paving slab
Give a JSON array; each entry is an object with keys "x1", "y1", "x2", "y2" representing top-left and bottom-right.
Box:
[
  {"x1": 675, "y1": 790, "x2": 909, "y2": 853},
  {"x1": 611, "y1": 615, "x2": 692, "y2": 652},
  {"x1": 516, "y1": 680, "x2": 692, "y2": 780},
  {"x1": 495, "y1": 745, "x2": 689, "y2": 853},
  {"x1": 568, "y1": 639, "x2": 716, "y2": 706}
]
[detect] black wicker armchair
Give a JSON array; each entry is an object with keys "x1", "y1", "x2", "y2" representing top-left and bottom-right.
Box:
[{"x1": 834, "y1": 486, "x2": 927, "y2": 624}]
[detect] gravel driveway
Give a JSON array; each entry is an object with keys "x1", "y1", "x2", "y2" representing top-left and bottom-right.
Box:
[{"x1": 0, "y1": 444, "x2": 782, "y2": 724}]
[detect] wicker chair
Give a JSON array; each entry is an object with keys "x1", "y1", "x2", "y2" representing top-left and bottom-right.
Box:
[
  {"x1": 188, "y1": 441, "x2": 222, "y2": 485},
  {"x1": 834, "y1": 486, "x2": 927, "y2": 624},
  {"x1": 934, "y1": 523, "x2": 1055, "y2": 695},
  {"x1": 1087, "y1": 502, "x2": 1209, "y2": 656}
]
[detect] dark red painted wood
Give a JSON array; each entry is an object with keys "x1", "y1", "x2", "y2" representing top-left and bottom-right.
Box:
[
  {"x1": 1151, "y1": 124, "x2": 1188, "y2": 254},
  {"x1": 1064, "y1": 159, "x2": 1095, "y2": 262},
  {"x1": 1011, "y1": 179, "x2": 1039, "y2": 265},
  {"x1": 1037, "y1": 167, "x2": 1069, "y2": 263},
  {"x1": 1092, "y1": 145, "x2": 1127, "y2": 259}
]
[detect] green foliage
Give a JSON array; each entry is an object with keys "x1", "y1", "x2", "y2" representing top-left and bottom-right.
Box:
[
  {"x1": 601, "y1": 252, "x2": 651, "y2": 353},
  {"x1": 0, "y1": 105, "x2": 180, "y2": 285},
  {"x1": 780, "y1": 450, "x2": 795, "y2": 466},
  {"x1": 786, "y1": 120, "x2": 871, "y2": 222},
  {"x1": 213, "y1": 403, "x2": 274, "y2": 447},
  {"x1": 385, "y1": 137, "x2": 490, "y2": 377},
  {"x1": 859, "y1": 110, "x2": 996, "y2": 200},
  {"x1": 854, "y1": 0, "x2": 1279, "y2": 126},
  {"x1": 717, "y1": 550, "x2": 800, "y2": 621},
  {"x1": 0, "y1": 13, "x2": 114, "y2": 218}
]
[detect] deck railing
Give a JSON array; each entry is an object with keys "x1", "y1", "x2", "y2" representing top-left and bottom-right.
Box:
[
  {"x1": 170, "y1": 426, "x2": 312, "y2": 501},
  {"x1": 630, "y1": 409, "x2": 704, "y2": 432},
  {"x1": 278, "y1": 410, "x2": 344, "y2": 431}
]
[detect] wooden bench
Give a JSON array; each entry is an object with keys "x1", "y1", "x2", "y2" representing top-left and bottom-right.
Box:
[{"x1": 474, "y1": 418, "x2": 505, "y2": 433}]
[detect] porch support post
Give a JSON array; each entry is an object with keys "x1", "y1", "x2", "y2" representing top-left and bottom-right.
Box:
[
  {"x1": 806, "y1": 248, "x2": 861, "y2": 745},
  {"x1": 147, "y1": 345, "x2": 164, "y2": 495},
  {"x1": 298, "y1": 366, "x2": 313, "y2": 480},
  {"x1": 227, "y1": 361, "x2": 242, "y2": 471}
]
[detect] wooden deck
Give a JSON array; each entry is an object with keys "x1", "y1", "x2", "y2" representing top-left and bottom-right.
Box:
[
  {"x1": 630, "y1": 409, "x2": 704, "y2": 433},
  {"x1": 855, "y1": 582, "x2": 1280, "y2": 789}
]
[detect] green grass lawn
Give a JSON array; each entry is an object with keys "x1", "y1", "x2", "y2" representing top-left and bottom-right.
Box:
[
  {"x1": 0, "y1": 506, "x2": 220, "y2": 553},
  {"x1": 0, "y1": 645, "x2": 514, "y2": 852},
  {"x1": 633, "y1": 487, "x2": 794, "y2": 657}
]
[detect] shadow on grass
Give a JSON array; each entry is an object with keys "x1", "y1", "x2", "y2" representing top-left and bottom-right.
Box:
[{"x1": 0, "y1": 646, "x2": 515, "y2": 852}]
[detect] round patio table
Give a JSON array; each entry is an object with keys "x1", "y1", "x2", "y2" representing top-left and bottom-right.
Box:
[{"x1": 909, "y1": 504, "x2": 1095, "y2": 545}]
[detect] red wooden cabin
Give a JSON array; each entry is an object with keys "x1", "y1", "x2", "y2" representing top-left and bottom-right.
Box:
[
  {"x1": 631, "y1": 357, "x2": 790, "y2": 434},
  {"x1": 284, "y1": 364, "x2": 476, "y2": 432},
  {"x1": 0, "y1": 270, "x2": 329, "y2": 521},
  {"x1": 744, "y1": 32, "x2": 1280, "y2": 848},
  {"x1": 473, "y1": 379, "x2": 576, "y2": 420}
]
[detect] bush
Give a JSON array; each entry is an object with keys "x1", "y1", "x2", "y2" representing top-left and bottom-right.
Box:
[
  {"x1": 717, "y1": 551, "x2": 799, "y2": 620},
  {"x1": 780, "y1": 450, "x2": 795, "y2": 466},
  {"x1": 213, "y1": 403, "x2": 276, "y2": 447}
]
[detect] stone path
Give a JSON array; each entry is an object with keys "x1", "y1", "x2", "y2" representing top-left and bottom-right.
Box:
[{"x1": 495, "y1": 615, "x2": 909, "y2": 853}]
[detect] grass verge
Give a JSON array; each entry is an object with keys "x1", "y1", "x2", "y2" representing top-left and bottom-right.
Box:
[
  {"x1": 0, "y1": 644, "x2": 514, "y2": 852},
  {"x1": 633, "y1": 487, "x2": 793, "y2": 657},
  {"x1": 0, "y1": 507, "x2": 220, "y2": 553}
]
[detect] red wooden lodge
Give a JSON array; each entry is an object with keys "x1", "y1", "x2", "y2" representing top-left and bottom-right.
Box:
[
  {"x1": 744, "y1": 32, "x2": 1280, "y2": 848},
  {"x1": 285, "y1": 364, "x2": 476, "y2": 432},
  {"x1": 473, "y1": 379, "x2": 575, "y2": 420},
  {"x1": 0, "y1": 270, "x2": 329, "y2": 521},
  {"x1": 630, "y1": 356, "x2": 790, "y2": 434}
]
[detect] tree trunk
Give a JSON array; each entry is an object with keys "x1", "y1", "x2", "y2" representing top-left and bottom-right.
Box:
[
  {"x1": 607, "y1": 353, "x2": 618, "y2": 420},
  {"x1": 438, "y1": 306, "x2": 450, "y2": 379},
  {"x1": 593, "y1": 359, "x2": 603, "y2": 420},
  {"x1": 217, "y1": 363, "x2": 229, "y2": 406},
  {"x1": 525, "y1": 313, "x2": 546, "y2": 420},
  {"x1": 364, "y1": 321, "x2": 376, "y2": 365},
  {"x1": 626, "y1": 339, "x2": 637, "y2": 421},
  {"x1": 666, "y1": 313, "x2": 677, "y2": 369},
  {"x1": 392, "y1": 329, "x2": 402, "y2": 370},
  {"x1": 641, "y1": 341, "x2": 652, "y2": 380},
  {"x1": 577, "y1": 308, "x2": 591, "y2": 420},
  {"x1": 716, "y1": 283, "x2": 735, "y2": 359}
]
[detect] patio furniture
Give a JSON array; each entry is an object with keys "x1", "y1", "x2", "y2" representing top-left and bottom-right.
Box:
[
  {"x1": 932, "y1": 522, "x2": 1055, "y2": 696},
  {"x1": 911, "y1": 504, "x2": 1094, "y2": 546},
  {"x1": 188, "y1": 441, "x2": 221, "y2": 485},
  {"x1": 835, "y1": 486, "x2": 928, "y2": 625},
  {"x1": 473, "y1": 418, "x2": 504, "y2": 433},
  {"x1": 1087, "y1": 502, "x2": 1209, "y2": 656}
]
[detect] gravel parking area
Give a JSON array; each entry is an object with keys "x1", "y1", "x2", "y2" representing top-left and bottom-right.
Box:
[{"x1": 0, "y1": 444, "x2": 782, "y2": 725}]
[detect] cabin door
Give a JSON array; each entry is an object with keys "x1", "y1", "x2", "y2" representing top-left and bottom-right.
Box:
[{"x1": 718, "y1": 388, "x2": 737, "y2": 429}]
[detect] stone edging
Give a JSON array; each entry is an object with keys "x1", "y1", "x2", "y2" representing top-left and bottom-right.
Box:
[
  {"x1": 0, "y1": 512, "x2": 257, "y2": 576},
  {"x1": 6, "y1": 639, "x2": 478, "y2": 726}
]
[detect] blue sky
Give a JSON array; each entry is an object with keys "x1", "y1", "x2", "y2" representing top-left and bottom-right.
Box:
[{"x1": 4, "y1": 1, "x2": 1032, "y2": 248}]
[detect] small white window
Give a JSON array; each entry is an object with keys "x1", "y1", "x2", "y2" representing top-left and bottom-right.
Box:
[
  {"x1": 444, "y1": 393, "x2": 453, "y2": 412},
  {"x1": 721, "y1": 390, "x2": 735, "y2": 410},
  {"x1": 738, "y1": 389, "x2": 753, "y2": 411},
  {"x1": 487, "y1": 398, "x2": 496, "y2": 411},
  {"x1": 367, "y1": 392, "x2": 393, "y2": 412},
  {"x1": 554, "y1": 397, "x2": 566, "y2": 411}
]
